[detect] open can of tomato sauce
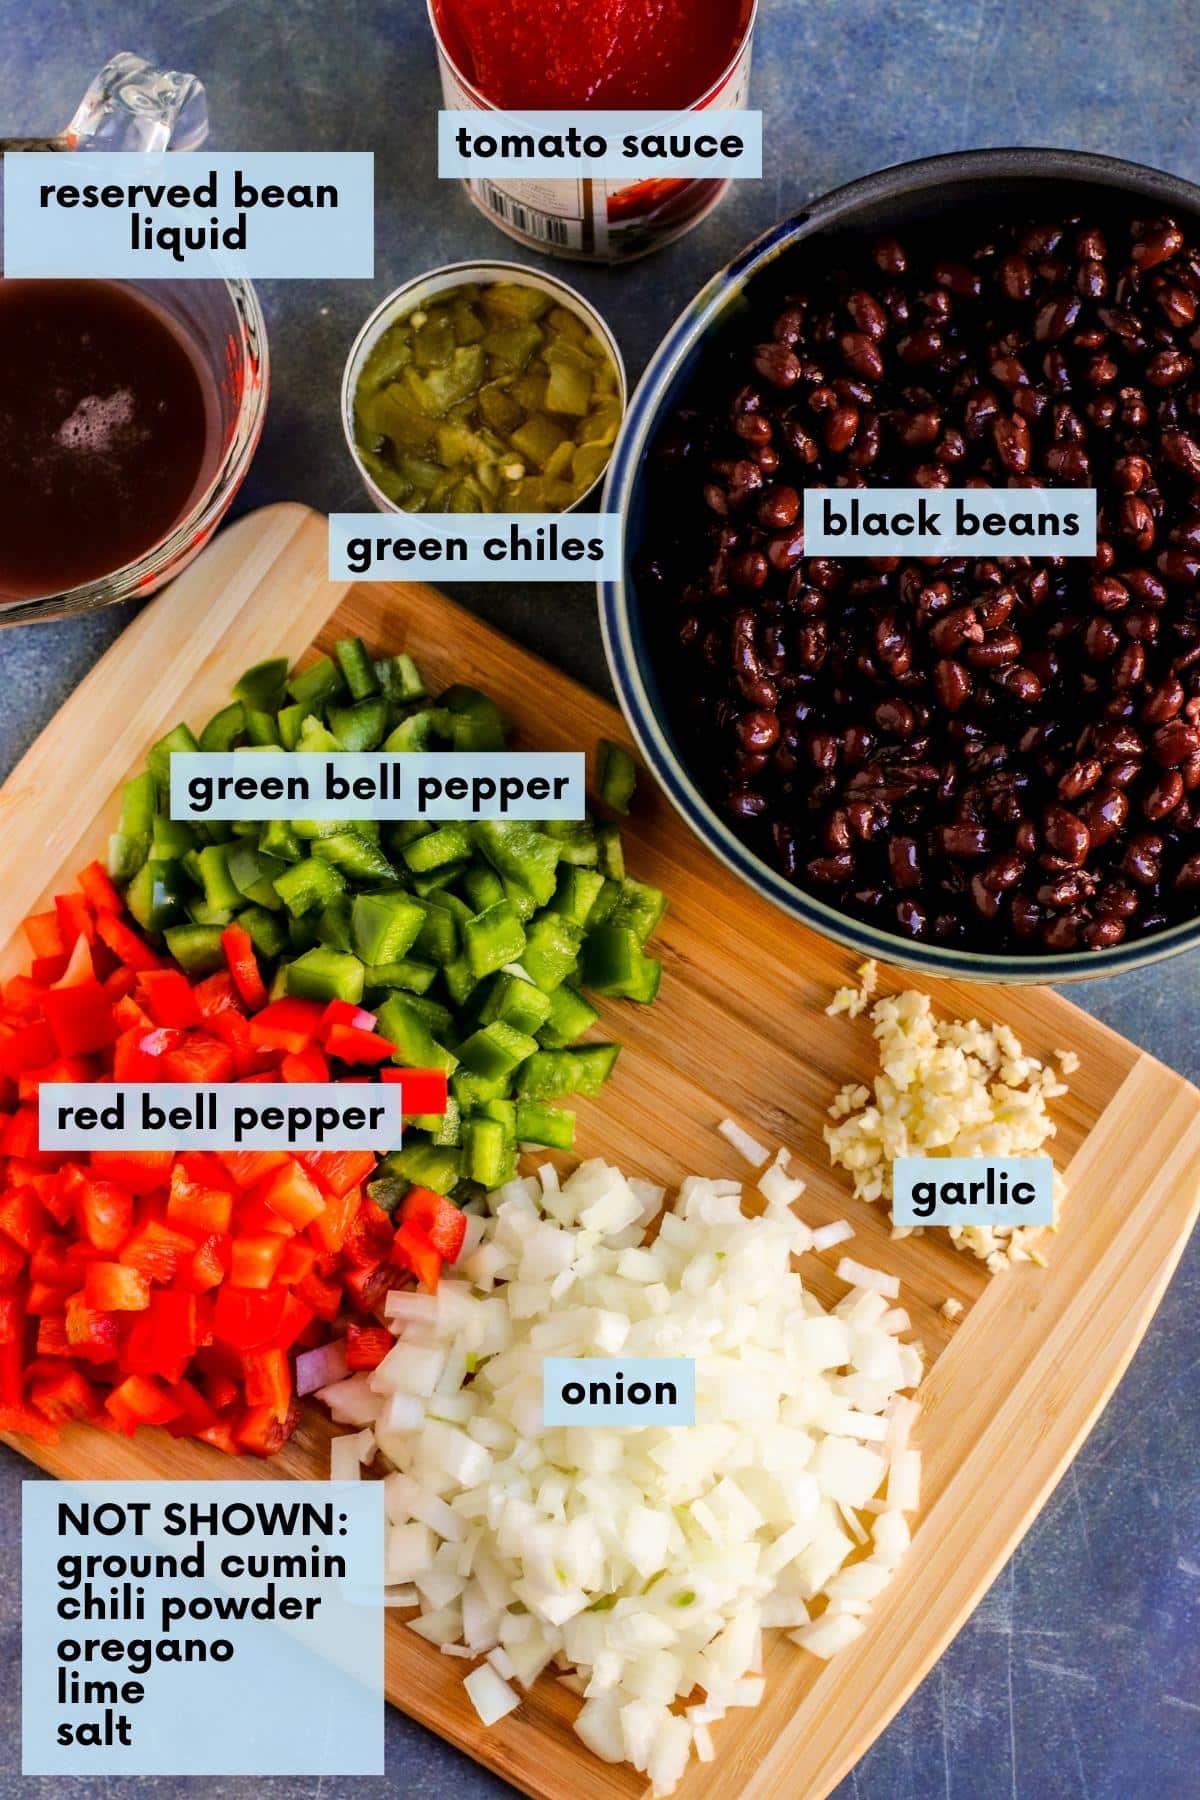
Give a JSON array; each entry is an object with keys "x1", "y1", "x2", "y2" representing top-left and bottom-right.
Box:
[{"x1": 427, "y1": 0, "x2": 758, "y2": 262}]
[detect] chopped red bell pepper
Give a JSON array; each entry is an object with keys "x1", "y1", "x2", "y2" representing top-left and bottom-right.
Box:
[
  {"x1": 89, "y1": 1149, "x2": 174, "y2": 1194},
  {"x1": 392, "y1": 1221, "x2": 442, "y2": 1292},
  {"x1": 35, "y1": 1315, "x2": 69, "y2": 1358},
  {"x1": 60, "y1": 937, "x2": 101, "y2": 989},
  {"x1": 344, "y1": 1323, "x2": 394, "y2": 1371},
  {"x1": 0, "y1": 1239, "x2": 26, "y2": 1290},
  {"x1": 247, "y1": 997, "x2": 325, "y2": 1055},
  {"x1": 342, "y1": 1198, "x2": 396, "y2": 1270},
  {"x1": 212, "y1": 1010, "x2": 277, "y2": 1076},
  {"x1": 83, "y1": 1262, "x2": 150, "y2": 1312},
  {"x1": 105, "y1": 1373, "x2": 186, "y2": 1434},
  {"x1": 294, "y1": 1267, "x2": 341, "y2": 1321},
  {"x1": 76, "y1": 1176, "x2": 134, "y2": 1251},
  {"x1": 242, "y1": 1346, "x2": 291, "y2": 1415},
  {"x1": 235, "y1": 1195, "x2": 297, "y2": 1239},
  {"x1": 259, "y1": 1162, "x2": 325, "y2": 1231},
  {"x1": 235, "y1": 1397, "x2": 300, "y2": 1457},
  {"x1": 4, "y1": 975, "x2": 44, "y2": 1019},
  {"x1": 29, "y1": 1364, "x2": 100, "y2": 1424},
  {"x1": 162, "y1": 1033, "x2": 236, "y2": 1084},
  {"x1": 192, "y1": 971, "x2": 242, "y2": 1018},
  {"x1": 64, "y1": 1294, "x2": 119, "y2": 1364},
  {"x1": 2, "y1": 1106, "x2": 54, "y2": 1164},
  {"x1": 0, "y1": 1020, "x2": 57, "y2": 1077},
  {"x1": 161, "y1": 1375, "x2": 218, "y2": 1436},
  {"x1": 0, "y1": 1187, "x2": 48, "y2": 1254},
  {"x1": 379, "y1": 1067, "x2": 450, "y2": 1113},
  {"x1": 274, "y1": 1238, "x2": 316, "y2": 1287},
  {"x1": 103, "y1": 964, "x2": 138, "y2": 1001},
  {"x1": 18, "y1": 1053, "x2": 95, "y2": 1105},
  {"x1": 175, "y1": 1150, "x2": 230, "y2": 1189},
  {"x1": 30, "y1": 954, "x2": 69, "y2": 987},
  {"x1": 325, "y1": 1023, "x2": 396, "y2": 1065},
  {"x1": 280, "y1": 1043, "x2": 331, "y2": 1083},
  {"x1": 94, "y1": 912, "x2": 163, "y2": 972},
  {"x1": 55, "y1": 891, "x2": 95, "y2": 948},
  {"x1": 122, "y1": 1291, "x2": 198, "y2": 1385},
  {"x1": 0, "y1": 1404, "x2": 60, "y2": 1444},
  {"x1": 184, "y1": 1233, "x2": 229, "y2": 1294},
  {"x1": 30, "y1": 1235, "x2": 80, "y2": 1290},
  {"x1": 24, "y1": 911, "x2": 67, "y2": 959},
  {"x1": 400, "y1": 1186, "x2": 468, "y2": 1262},
  {"x1": 229, "y1": 1234, "x2": 286, "y2": 1290},
  {"x1": 111, "y1": 1030, "x2": 160, "y2": 1083},
  {"x1": 221, "y1": 924, "x2": 269, "y2": 1012},
  {"x1": 0, "y1": 1292, "x2": 24, "y2": 1345},
  {"x1": 118, "y1": 1218, "x2": 195, "y2": 1284},
  {"x1": 305, "y1": 1181, "x2": 362, "y2": 1255},
  {"x1": 217, "y1": 1148, "x2": 290, "y2": 1189},
  {"x1": 272, "y1": 1294, "x2": 316, "y2": 1351},
  {"x1": 166, "y1": 1171, "x2": 234, "y2": 1241},
  {"x1": 76, "y1": 861, "x2": 123, "y2": 914},
  {"x1": 320, "y1": 999, "x2": 378, "y2": 1037},
  {"x1": 41, "y1": 980, "x2": 117, "y2": 1057},
  {"x1": 341, "y1": 1258, "x2": 401, "y2": 1314},
  {"x1": 213, "y1": 1284, "x2": 289, "y2": 1352},
  {"x1": 296, "y1": 1149, "x2": 377, "y2": 1197},
  {"x1": 138, "y1": 970, "x2": 203, "y2": 1029}
]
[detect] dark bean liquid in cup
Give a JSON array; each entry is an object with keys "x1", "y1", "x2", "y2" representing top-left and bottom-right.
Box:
[{"x1": 0, "y1": 280, "x2": 217, "y2": 601}]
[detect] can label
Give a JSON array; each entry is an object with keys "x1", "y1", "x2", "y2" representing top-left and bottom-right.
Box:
[{"x1": 433, "y1": 30, "x2": 753, "y2": 262}]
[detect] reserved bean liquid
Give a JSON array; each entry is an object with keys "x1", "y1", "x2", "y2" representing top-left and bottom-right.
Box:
[{"x1": 0, "y1": 280, "x2": 218, "y2": 601}]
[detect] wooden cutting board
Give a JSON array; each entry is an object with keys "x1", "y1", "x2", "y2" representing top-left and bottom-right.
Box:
[{"x1": 2, "y1": 503, "x2": 1198, "y2": 1800}]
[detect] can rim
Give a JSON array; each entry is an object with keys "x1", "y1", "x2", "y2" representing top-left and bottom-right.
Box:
[
  {"x1": 425, "y1": 0, "x2": 759, "y2": 115},
  {"x1": 340, "y1": 257, "x2": 628, "y2": 517}
]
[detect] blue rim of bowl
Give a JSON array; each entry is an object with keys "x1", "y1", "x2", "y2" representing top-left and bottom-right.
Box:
[{"x1": 600, "y1": 147, "x2": 1200, "y2": 983}]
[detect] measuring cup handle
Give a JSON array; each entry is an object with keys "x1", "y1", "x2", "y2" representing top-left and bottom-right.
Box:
[{"x1": 64, "y1": 50, "x2": 209, "y2": 152}]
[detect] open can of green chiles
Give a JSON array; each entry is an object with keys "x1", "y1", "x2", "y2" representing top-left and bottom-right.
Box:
[{"x1": 341, "y1": 260, "x2": 627, "y2": 517}]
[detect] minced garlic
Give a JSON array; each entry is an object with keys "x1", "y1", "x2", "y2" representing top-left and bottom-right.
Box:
[
  {"x1": 826, "y1": 958, "x2": 879, "y2": 1020},
  {"x1": 824, "y1": 969, "x2": 1072, "y2": 1273}
]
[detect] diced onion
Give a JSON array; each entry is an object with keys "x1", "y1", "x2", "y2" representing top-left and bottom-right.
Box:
[
  {"x1": 320, "y1": 1156, "x2": 922, "y2": 1797},
  {"x1": 717, "y1": 1118, "x2": 771, "y2": 1167},
  {"x1": 464, "y1": 1663, "x2": 520, "y2": 1726},
  {"x1": 330, "y1": 1426, "x2": 374, "y2": 1481},
  {"x1": 835, "y1": 1256, "x2": 901, "y2": 1299},
  {"x1": 811, "y1": 1219, "x2": 855, "y2": 1252},
  {"x1": 295, "y1": 1338, "x2": 349, "y2": 1396}
]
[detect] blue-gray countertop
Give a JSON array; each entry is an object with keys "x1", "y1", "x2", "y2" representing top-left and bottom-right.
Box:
[{"x1": 0, "y1": 2, "x2": 1197, "y2": 1795}]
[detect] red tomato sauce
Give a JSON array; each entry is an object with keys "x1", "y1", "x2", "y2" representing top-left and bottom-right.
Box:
[{"x1": 434, "y1": 0, "x2": 752, "y2": 110}]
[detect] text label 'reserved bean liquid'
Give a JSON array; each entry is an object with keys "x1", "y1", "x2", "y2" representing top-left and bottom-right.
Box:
[{"x1": 0, "y1": 280, "x2": 219, "y2": 602}]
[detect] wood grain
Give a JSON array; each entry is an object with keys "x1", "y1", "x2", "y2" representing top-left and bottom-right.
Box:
[{"x1": 3, "y1": 505, "x2": 1197, "y2": 1800}]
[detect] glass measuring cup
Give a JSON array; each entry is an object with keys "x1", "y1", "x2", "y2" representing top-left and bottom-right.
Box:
[{"x1": 0, "y1": 54, "x2": 268, "y2": 624}]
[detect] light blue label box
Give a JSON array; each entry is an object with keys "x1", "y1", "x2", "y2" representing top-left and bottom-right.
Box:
[
  {"x1": 329, "y1": 512, "x2": 622, "y2": 582},
  {"x1": 892, "y1": 1156, "x2": 1055, "y2": 1227},
  {"x1": 22, "y1": 1481, "x2": 383, "y2": 1775},
  {"x1": 804, "y1": 487, "x2": 1096, "y2": 556},
  {"x1": 3, "y1": 152, "x2": 374, "y2": 278},
  {"x1": 38, "y1": 1083, "x2": 404, "y2": 1153},
  {"x1": 438, "y1": 111, "x2": 762, "y2": 180},
  {"x1": 169, "y1": 750, "x2": 585, "y2": 822},
  {"x1": 543, "y1": 1358, "x2": 696, "y2": 1427}
]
